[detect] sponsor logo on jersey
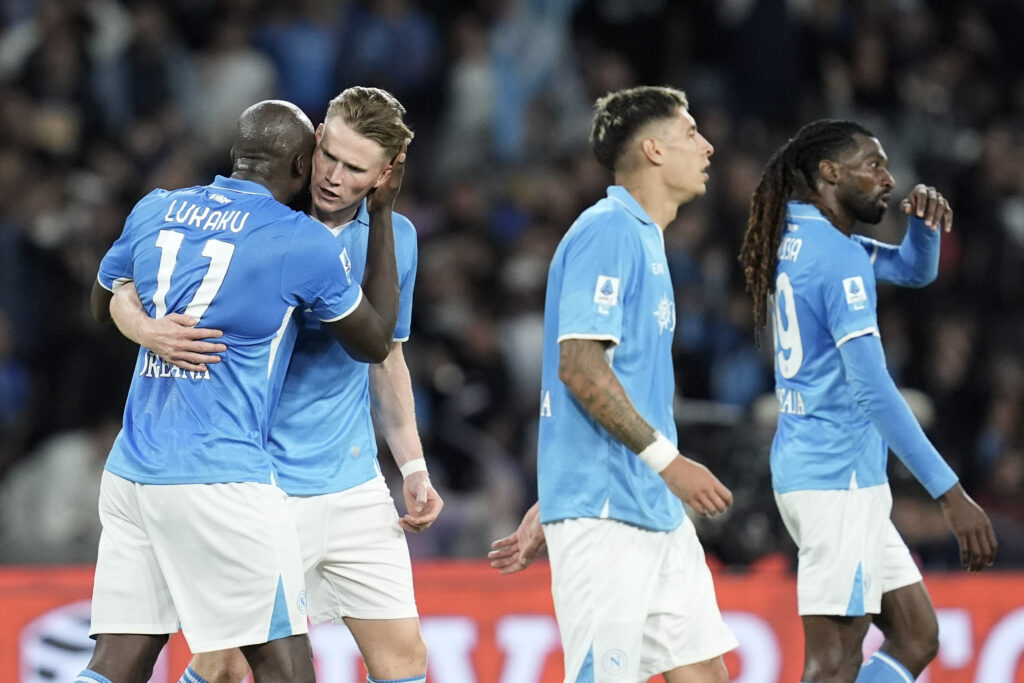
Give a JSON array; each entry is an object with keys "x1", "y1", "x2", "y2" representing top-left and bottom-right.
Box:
[
  {"x1": 651, "y1": 262, "x2": 665, "y2": 275},
  {"x1": 842, "y1": 276, "x2": 868, "y2": 310},
  {"x1": 653, "y1": 293, "x2": 676, "y2": 333},
  {"x1": 594, "y1": 275, "x2": 620, "y2": 307}
]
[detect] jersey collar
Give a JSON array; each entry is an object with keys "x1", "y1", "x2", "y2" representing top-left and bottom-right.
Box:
[
  {"x1": 786, "y1": 200, "x2": 831, "y2": 224},
  {"x1": 606, "y1": 186, "x2": 655, "y2": 227},
  {"x1": 209, "y1": 175, "x2": 275, "y2": 198}
]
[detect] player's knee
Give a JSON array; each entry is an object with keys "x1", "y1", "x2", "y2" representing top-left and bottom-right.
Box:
[
  {"x1": 804, "y1": 647, "x2": 862, "y2": 683},
  {"x1": 896, "y1": 624, "x2": 939, "y2": 671}
]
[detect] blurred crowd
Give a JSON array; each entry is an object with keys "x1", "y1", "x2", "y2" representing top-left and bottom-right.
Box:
[{"x1": 1, "y1": 0, "x2": 1023, "y2": 568}]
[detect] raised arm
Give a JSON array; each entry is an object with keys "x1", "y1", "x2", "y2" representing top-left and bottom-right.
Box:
[
  {"x1": 557, "y1": 338, "x2": 732, "y2": 516},
  {"x1": 857, "y1": 185, "x2": 951, "y2": 288},
  {"x1": 369, "y1": 341, "x2": 443, "y2": 532},
  {"x1": 838, "y1": 333, "x2": 996, "y2": 571},
  {"x1": 323, "y1": 152, "x2": 404, "y2": 362}
]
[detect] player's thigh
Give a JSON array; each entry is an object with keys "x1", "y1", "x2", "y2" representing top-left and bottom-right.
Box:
[
  {"x1": 292, "y1": 476, "x2": 418, "y2": 624},
  {"x1": 87, "y1": 633, "x2": 169, "y2": 683},
  {"x1": 545, "y1": 518, "x2": 671, "y2": 682},
  {"x1": 191, "y1": 648, "x2": 251, "y2": 683},
  {"x1": 90, "y1": 471, "x2": 179, "y2": 639},
  {"x1": 775, "y1": 484, "x2": 892, "y2": 616},
  {"x1": 343, "y1": 616, "x2": 426, "y2": 674},
  {"x1": 240, "y1": 634, "x2": 315, "y2": 683},
  {"x1": 141, "y1": 480, "x2": 308, "y2": 653},
  {"x1": 662, "y1": 655, "x2": 730, "y2": 683},
  {"x1": 874, "y1": 581, "x2": 937, "y2": 642},
  {"x1": 639, "y1": 518, "x2": 736, "y2": 679}
]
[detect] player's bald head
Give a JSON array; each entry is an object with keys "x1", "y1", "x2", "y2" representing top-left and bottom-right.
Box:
[
  {"x1": 233, "y1": 100, "x2": 315, "y2": 169},
  {"x1": 230, "y1": 100, "x2": 316, "y2": 204}
]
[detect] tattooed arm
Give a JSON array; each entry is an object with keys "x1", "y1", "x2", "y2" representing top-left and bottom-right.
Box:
[{"x1": 558, "y1": 338, "x2": 732, "y2": 515}]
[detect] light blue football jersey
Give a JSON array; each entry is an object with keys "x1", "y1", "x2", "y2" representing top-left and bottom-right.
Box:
[
  {"x1": 770, "y1": 201, "x2": 895, "y2": 492},
  {"x1": 269, "y1": 200, "x2": 418, "y2": 496},
  {"x1": 97, "y1": 176, "x2": 362, "y2": 485},
  {"x1": 537, "y1": 186, "x2": 682, "y2": 532}
]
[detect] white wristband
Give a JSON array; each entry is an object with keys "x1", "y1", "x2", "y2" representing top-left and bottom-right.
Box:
[
  {"x1": 637, "y1": 432, "x2": 678, "y2": 474},
  {"x1": 399, "y1": 459, "x2": 428, "y2": 479}
]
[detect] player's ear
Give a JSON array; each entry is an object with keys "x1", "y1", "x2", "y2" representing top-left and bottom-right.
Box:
[
  {"x1": 640, "y1": 137, "x2": 663, "y2": 166},
  {"x1": 292, "y1": 152, "x2": 308, "y2": 180},
  {"x1": 818, "y1": 158, "x2": 840, "y2": 185}
]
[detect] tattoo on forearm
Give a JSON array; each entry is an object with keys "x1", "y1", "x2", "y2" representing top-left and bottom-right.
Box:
[{"x1": 560, "y1": 340, "x2": 654, "y2": 453}]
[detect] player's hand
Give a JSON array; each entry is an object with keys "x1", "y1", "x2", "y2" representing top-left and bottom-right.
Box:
[
  {"x1": 137, "y1": 313, "x2": 227, "y2": 372},
  {"x1": 367, "y1": 146, "x2": 407, "y2": 214},
  {"x1": 489, "y1": 501, "x2": 545, "y2": 575},
  {"x1": 939, "y1": 483, "x2": 997, "y2": 572},
  {"x1": 900, "y1": 184, "x2": 953, "y2": 233},
  {"x1": 660, "y1": 456, "x2": 733, "y2": 517},
  {"x1": 400, "y1": 469, "x2": 443, "y2": 533}
]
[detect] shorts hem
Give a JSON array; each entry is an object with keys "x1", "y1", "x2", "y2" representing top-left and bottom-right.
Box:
[
  {"x1": 642, "y1": 635, "x2": 739, "y2": 677},
  {"x1": 89, "y1": 623, "x2": 177, "y2": 638},
  {"x1": 187, "y1": 629, "x2": 308, "y2": 654},
  {"x1": 309, "y1": 607, "x2": 418, "y2": 626},
  {"x1": 883, "y1": 574, "x2": 923, "y2": 594},
  {"x1": 797, "y1": 602, "x2": 880, "y2": 617}
]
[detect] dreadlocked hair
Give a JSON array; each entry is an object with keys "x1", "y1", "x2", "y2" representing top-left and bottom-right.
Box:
[{"x1": 738, "y1": 119, "x2": 874, "y2": 345}]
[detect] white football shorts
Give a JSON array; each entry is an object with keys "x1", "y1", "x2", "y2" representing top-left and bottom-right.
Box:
[
  {"x1": 289, "y1": 474, "x2": 417, "y2": 624},
  {"x1": 775, "y1": 482, "x2": 923, "y2": 616},
  {"x1": 544, "y1": 516, "x2": 737, "y2": 682},
  {"x1": 89, "y1": 471, "x2": 308, "y2": 653}
]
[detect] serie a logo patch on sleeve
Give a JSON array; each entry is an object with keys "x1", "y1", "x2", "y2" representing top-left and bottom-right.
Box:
[
  {"x1": 593, "y1": 275, "x2": 620, "y2": 307},
  {"x1": 842, "y1": 275, "x2": 868, "y2": 310}
]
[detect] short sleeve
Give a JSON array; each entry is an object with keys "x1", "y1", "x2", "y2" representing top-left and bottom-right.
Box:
[
  {"x1": 557, "y1": 219, "x2": 639, "y2": 345},
  {"x1": 394, "y1": 217, "x2": 417, "y2": 341},
  {"x1": 283, "y1": 218, "x2": 363, "y2": 322},
  {"x1": 817, "y1": 248, "x2": 880, "y2": 347},
  {"x1": 97, "y1": 197, "x2": 154, "y2": 290}
]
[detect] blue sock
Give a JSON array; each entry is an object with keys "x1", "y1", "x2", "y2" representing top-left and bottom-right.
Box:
[
  {"x1": 367, "y1": 676, "x2": 426, "y2": 683},
  {"x1": 180, "y1": 666, "x2": 212, "y2": 683},
  {"x1": 75, "y1": 672, "x2": 114, "y2": 683},
  {"x1": 856, "y1": 651, "x2": 915, "y2": 682}
]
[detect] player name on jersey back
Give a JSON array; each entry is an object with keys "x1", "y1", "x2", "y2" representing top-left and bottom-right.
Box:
[{"x1": 162, "y1": 199, "x2": 251, "y2": 233}]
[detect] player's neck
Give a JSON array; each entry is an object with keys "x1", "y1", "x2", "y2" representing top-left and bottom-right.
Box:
[
  {"x1": 808, "y1": 196, "x2": 855, "y2": 236},
  {"x1": 618, "y1": 177, "x2": 679, "y2": 231},
  {"x1": 311, "y1": 203, "x2": 359, "y2": 230}
]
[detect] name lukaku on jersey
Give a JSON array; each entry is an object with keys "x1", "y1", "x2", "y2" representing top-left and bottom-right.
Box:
[
  {"x1": 163, "y1": 200, "x2": 251, "y2": 233},
  {"x1": 139, "y1": 350, "x2": 211, "y2": 381}
]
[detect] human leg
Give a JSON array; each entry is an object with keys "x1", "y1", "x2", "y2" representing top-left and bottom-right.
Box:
[
  {"x1": 344, "y1": 617, "x2": 428, "y2": 680},
  {"x1": 855, "y1": 582, "x2": 938, "y2": 681},
  {"x1": 185, "y1": 650, "x2": 251, "y2": 683},
  {"x1": 662, "y1": 656, "x2": 730, "y2": 683},
  {"x1": 641, "y1": 519, "x2": 736, "y2": 683},
  {"x1": 801, "y1": 614, "x2": 873, "y2": 682},
  {"x1": 240, "y1": 634, "x2": 316, "y2": 683},
  {"x1": 79, "y1": 633, "x2": 168, "y2": 683},
  {"x1": 292, "y1": 478, "x2": 426, "y2": 679}
]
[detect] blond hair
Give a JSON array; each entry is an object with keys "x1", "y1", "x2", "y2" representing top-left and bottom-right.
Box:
[{"x1": 325, "y1": 87, "x2": 414, "y2": 158}]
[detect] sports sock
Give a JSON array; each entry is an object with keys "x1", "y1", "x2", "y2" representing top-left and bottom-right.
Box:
[
  {"x1": 75, "y1": 671, "x2": 114, "y2": 683},
  {"x1": 179, "y1": 666, "x2": 212, "y2": 683},
  {"x1": 855, "y1": 651, "x2": 915, "y2": 682},
  {"x1": 367, "y1": 676, "x2": 427, "y2": 683}
]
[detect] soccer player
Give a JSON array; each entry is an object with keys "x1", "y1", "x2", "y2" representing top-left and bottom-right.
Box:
[
  {"x1": 738, "y1": 119, "x2": 997, "y2": 683},
  {"x1": 81, "y1": 100, "x2": 403, "y2": 683},
  {"x1": 515, "y1": 85, "x2": 738, "y2": 683},
  {"x1": 110, "y1": 87, "x2": 440, "y2": 683}
]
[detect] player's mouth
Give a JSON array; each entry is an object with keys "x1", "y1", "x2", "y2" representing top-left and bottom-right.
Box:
[{"x1": 317, "y1": 186, "x2": 340, "y2": 201}]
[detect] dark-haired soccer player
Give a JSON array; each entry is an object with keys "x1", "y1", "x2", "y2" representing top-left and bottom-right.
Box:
[
  {"x1": 508, "y1": 85, "x2": 737, "y2": 683},
  {"x1": 739, "y1": 119, "x2": 997, "y2": 683}
]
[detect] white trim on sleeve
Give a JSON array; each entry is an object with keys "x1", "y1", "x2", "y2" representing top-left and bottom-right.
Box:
[
  {"x1": 556, "y1": 332, "x2": 621, "y2": 346},
  {"x1": 835, "y1": 327, "x2": 880, "y2": 348},
  {"x1": 319, "y1": 286, "x2": 364, "y2": 323}
]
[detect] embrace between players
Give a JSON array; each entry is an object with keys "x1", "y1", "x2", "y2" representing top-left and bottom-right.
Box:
[{"x1": 83, "y1": 84, "x2": 996, "y2": 683}]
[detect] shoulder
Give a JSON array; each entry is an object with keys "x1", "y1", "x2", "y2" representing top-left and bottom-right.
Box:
[
  {"x1": 391, "y1": 210, "x2": 418, "y2": 248},
  {"x1": 563, "y1": 199, "x2": 641, "y2": 250}
]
